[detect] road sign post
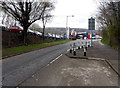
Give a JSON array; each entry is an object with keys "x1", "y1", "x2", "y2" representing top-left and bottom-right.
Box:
[{"x1": 88, "y1": 17, "x2": 95, "y2": 46}]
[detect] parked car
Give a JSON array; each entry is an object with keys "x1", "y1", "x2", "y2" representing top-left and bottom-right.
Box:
[
  {"x1": 44, "y1": 33, "x2": 49, "y2": 37},
  {"x1": 34, "y1": 31, "x2": 42, "y2": 36},
  {"x1": 91, "y1": 35, "x2": 96, "y2": 39},
  {"x1": 47, "y1": 33, "x2": 53, "y2": 38},
  {"x1": 8, "y1": 26, "x2": 23, "y2": 32},
  {"x1": 27, "y1": 29, "x2": 35, "y2": 35},
  {"x1": 0, "y1": 24, "x2": 8, "y2": 31},
  {"x1": 95, "y1": 35, "x2": 102, "y2": 39},
  {"x1": 56, "y1": 35, "x2": 61, "y2": 39}
]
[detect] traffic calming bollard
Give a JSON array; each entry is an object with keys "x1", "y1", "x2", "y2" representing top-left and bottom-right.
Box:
[
  {"x1": 70, "y1": 49, "x2": 72, "y2": 53},
  {"x1": 88, "y1": 41, "x2": 91, "y2": 47},
  {"x1": 89, "y1": 41, "x2": 91, "y2": 47},
  {"x1": 78, "y1": 42, "x2": 80, "y2": 49},
  {"x1": 85, "y1": 42, "x2": 87, "y2": 50},
  {"x1": 73, "y1": 43, "x2": 76, "y2": 56},
  {"x1": 70, "y1": 44, "x2": 72, "y2": 53},
  {"x1": 81, "y1": 42, "x2": 83, "y2": 48},
  {"x1": 84, "y1": 47, "x2": 86, "y2": 56},
  {"x1": 85, "y1": 47, "x2": 87, "y2": 51},
  {"x1": 80, "y1": 46, "x2": 82, "y2": 49},
  {"x1": 73, "y1": 49, "x2": 76, "y2": 56}
]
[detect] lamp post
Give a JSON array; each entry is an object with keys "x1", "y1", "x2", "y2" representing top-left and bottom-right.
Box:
[{"x1": 66, "y1": 15, "x2": 74, "y2": 39}]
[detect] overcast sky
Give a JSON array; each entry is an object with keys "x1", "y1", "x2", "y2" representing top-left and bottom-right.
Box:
[
  {"x1": 45, "y1": 0, "x2": 98, "y2": 29},
  {"x1": 0, "y1": 0, "x2": 99, "y2": 29}
]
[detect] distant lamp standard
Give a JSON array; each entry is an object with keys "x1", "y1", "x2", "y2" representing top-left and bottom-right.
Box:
[{"x1": 66, "y1": 15, "x2": 74, "y2": 39}]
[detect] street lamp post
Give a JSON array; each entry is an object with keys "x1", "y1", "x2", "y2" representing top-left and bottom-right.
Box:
[{"x1": 66, "y1": 15, "x2": 74, "y2": 39}]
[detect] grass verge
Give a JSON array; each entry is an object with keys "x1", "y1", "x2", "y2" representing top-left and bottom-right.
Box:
[
  {"x1": 101, "y1": 39, "x2": 109, "y2": 45},
  {"x1": 101, "y1": 39, "x2": 120, "y2": 51},
  {"x1": 2, "y1": 40, "x2": 71, "y2": 58}
]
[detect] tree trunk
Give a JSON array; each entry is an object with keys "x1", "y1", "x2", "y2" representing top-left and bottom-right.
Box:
[
  {"x1": 108, "y1": 31, "x2": 112, "y2": 47},
  {"x1": 22, "y1": 26, "x2": 28, "y2": 45},
  {"x1": 42, "y1": 25, "x2": 45, "y2": 41}
]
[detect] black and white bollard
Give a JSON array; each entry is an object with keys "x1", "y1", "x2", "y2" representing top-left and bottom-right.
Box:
[
  {"x1": 73, "y1": 43, "x2": 76, "y2": 56},
  {"x1": 78, "y1": 46, "x2": 80, "y2": 49},
  {"x1": 73, "y1": 49, "x2": 76, "y2": 56},
  {"x1": 81, "y1": 42, "x2": 83, "y2": 48},
  {"x1": 70, "y1": 44, "x2": 72, "y2": 53},
  {"x1": 89, "y1": 40, "x2": 91, "y2": 47},
  {"x1": 84, "y1": 47, "x2": 86, "y2": 56},
  {"x1": 85, "y1": 46, "x2": 87, "y2": 51},
  {"x1": 70, "y1": 49, "x2": 72, "y2": 53},
  {"x1": 80, "y1": 46, "x2": 82, "y2": 49},
  {"x1": 73, "y1": 43, "x2": 76, "y2": 47},
  {"x1": 88, "y1": 41, "x2": 91, "y2": 47},
  {"x1": 85, "y1": 42, "x2": 87, "y2": 50}
]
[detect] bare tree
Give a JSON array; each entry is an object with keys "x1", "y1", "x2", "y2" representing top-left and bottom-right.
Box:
[
  {"x1": 0, "y1": 0, "x2": 55, "y2": 44},
  {"x1": 1, "y1": 12, "x2": 18, "y2": 26},
  {"x1": 29, "y1": 23, "x2": 42, "y2": 32},
  {"x1": 41, "y1": 13, "x2": 53, "y2": 40},
  {"x1": 96, "y1": 0, "x2": 120, "y2": 47},
  {"x1": 97, "y1": 1, "x2": 120, "y2": 27}
]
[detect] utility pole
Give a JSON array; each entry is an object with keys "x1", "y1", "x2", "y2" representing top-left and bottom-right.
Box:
[{"x1": 88, "y1": 17, "x2": 95, "y2": 46}]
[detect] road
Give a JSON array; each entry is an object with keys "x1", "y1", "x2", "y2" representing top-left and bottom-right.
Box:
[
  {"x1": 20, "y1": 39, "x2": 119, "y2": 86},
  {"x1": 2, "y1": 39, "x2": 119, "y2": 86},
  {"x1": 2, "y1": 41, "x2": 72, "y2": 86}
]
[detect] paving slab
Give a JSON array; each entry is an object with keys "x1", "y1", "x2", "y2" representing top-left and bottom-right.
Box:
[{"x1": 20, "y1": 54, "x2": 119, "y2": 86}]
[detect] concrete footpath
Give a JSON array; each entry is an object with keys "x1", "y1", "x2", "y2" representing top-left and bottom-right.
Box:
[
  {"x1": 20, "y1": 53, "x2": 119, "y2": 86},
  {"x1": 69, "y1": 39, "x2": 119, "y2": 75}
]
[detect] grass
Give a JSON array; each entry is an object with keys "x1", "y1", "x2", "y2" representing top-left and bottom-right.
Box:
[
  {"x1": 2, "y1": 40, "x2": 71, "y2": 58},
  {"x1": 101, "y1": 39, "x2": 120, "y2": 51},
  {"x1": 101, "y1": 39, "x2": 109, "y2": 45}
]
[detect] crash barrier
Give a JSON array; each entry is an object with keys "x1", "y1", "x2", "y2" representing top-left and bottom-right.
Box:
[{"x1": 70, "y1": 39, "x2": 91, "y2": 56}]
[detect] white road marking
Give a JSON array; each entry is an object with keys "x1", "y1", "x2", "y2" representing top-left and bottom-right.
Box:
[
  {"x1": 49, "y1": 54, "x2": 63, "y2": 64},
  {"x1": 67, "y1": 49, "x2": 70, "y2": 52}
]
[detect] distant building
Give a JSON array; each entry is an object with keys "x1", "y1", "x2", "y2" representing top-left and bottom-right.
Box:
[{"x1": 88, "y1": 17, "x2": 95, "y2": 30}]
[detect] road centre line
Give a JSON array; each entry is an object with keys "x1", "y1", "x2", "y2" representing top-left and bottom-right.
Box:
[
  {"x1": 49, "y1": 54, "x2": 63, "y2": 65},
  {"x1": 67, "y1": 49, "x2": 70, "y2": 52},
  {"x1": 18, "y1": 53, "x2": 63, "y2": 86}
]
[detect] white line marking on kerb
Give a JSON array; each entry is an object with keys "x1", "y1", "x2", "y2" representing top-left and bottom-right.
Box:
[
  {"x1": 67, "y1": 49, "x2": 70, "y2": 52},
  {"x1": 50, "y1": 54, "x2": 63, "y2": 64}
]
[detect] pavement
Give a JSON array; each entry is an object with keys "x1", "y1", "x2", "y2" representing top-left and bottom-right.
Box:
[
  {"x1": 20, "y1": 39, "x2": 119, "y2": 86},
  {"x1": 20, "y1": 53, "x2": 119, "y2": 86},
  {"x1": 69, "y1": 39, "x2": 119, "y2": 74},
  {"x1": 69, "y1": 39, "x2": 120, "y2": 86}
]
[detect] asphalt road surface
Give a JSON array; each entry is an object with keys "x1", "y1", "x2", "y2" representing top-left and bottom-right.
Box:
[
  {"x1": 2, "y1": 39, "x2": 119, "y2": 86},
  {"x1": 2, "y1": 41, "x2": 73, "y2": 86}
]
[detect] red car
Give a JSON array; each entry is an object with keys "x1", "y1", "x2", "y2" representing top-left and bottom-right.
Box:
[{"x1": 9, "y1": 26, "x2": 23, "y2": 32}]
